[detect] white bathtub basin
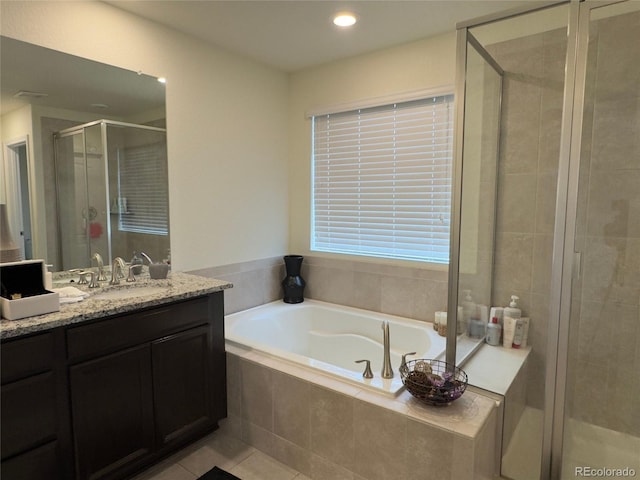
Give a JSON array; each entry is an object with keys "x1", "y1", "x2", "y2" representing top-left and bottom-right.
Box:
[{"x1": 225, "y1": 299, "x2": 446, "y2": 395}]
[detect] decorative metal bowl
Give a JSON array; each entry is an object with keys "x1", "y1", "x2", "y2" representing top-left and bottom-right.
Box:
[{"x1": 400, "y1": 359, "x2": 467, "y2": 406}]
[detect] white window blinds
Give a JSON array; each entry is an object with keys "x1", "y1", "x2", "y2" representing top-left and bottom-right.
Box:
[
  {"x1": 311, "y1": 94, "x2": 454, "y2": 264},
  {"x1": 117, "y1": 142, "x2": 169, "y2": 235}
]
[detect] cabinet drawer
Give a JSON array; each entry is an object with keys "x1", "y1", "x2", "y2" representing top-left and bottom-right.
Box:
[
  {"x1": 1, "y1": 371, "x2": 57, "y2": 459},
  {"x1": 67, "y1": 296, "x2": 209, "y2": 362},
  {"x1": 1, "y1": 332, "x2": 54, "y2": 384},
  {"x1": 1, "y1": 440, "x2": 61, "y2": 480}
]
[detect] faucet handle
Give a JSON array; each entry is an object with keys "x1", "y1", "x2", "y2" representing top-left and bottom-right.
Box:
[
  {"x1": 126, "y1": 265, "x2": 137, "y2": 283},
  {"x1": 400, "y1": 352, "x2": 417, "y2": 374},
  {"x1": 355, "y1": 359, "x2": 374, "y2": 379},
  {"x1": 87, "y1": 271, "x2": 100, "y2": 288}
]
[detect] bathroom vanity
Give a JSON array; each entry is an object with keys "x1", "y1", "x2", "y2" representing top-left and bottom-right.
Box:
[{"x1": 0, "y1": 273, "x2": 232, "y2": 480}]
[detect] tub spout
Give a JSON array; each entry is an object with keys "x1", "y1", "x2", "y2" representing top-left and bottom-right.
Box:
[{"x1": 381, "y1": 320, "x2": 394, "y2": 379}]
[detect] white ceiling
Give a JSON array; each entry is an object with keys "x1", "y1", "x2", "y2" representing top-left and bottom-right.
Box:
[{"x1": 104, "y1": 0, "x2": 541, "y2": 72}]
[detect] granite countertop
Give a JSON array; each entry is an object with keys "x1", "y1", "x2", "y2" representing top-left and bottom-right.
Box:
[{"x1": 0, "y1": 271, "x2": 233, "y2": 340}]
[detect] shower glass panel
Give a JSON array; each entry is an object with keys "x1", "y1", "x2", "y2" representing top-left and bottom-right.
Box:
[
  {"x1": 55, "y1": 130, "x2": 92, "y2": 270},
  {"x1": 55, "y1": 123, "x2": 110, "y2": 270},
  {"x1": 561, "y1": 2, "x2": 640, "y2": 477},
  {"x1": 85, "y1": 123, "x2": 110, "y2": 267},
  {"x1": 455, "y1": 34, "x2": 503, "y2": 364},
  {"x1": 55, "y1": 120, "x2": 169, "y2": 270},
  {"x1": 105, "y1": 123, "x2": 169, "y2": 263}
]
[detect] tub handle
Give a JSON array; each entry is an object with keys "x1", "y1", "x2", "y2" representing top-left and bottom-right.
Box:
[
  {"x1": 355, "y1": 359, "x2": 374, "y2": 379},
  {"x1": 400, "y1": 352, "x2": 417, "y2": 374}
]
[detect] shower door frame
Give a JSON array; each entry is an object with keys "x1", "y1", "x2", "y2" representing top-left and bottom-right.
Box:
[
  {"x1": 54, "y1": 119, "x2": 167, "y2": 269},
  {"x1": 447, "y1": 28, "x2": 504, "y2": 368},
  {"x1": 450, "y1": 1, "x2": 634, "y2": 479}
]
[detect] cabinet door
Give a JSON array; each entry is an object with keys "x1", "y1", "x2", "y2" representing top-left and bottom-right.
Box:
[
  {"x1": 1, "y1": 441, "x2": 60, "y2": 480},
  {"x1": 1, "y1": 371, "x2": 57, "y2": 460},
  {"x1": 152, "y1": 326, "x2": 212, "y2": 447},
  {"x1": 70, "y1": 344, "x2": 154, "y2": 480}
]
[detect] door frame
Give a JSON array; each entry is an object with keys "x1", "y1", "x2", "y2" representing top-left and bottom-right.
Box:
[{"x1": 2, "y1": 135, "x2": 33, "y2": 259}]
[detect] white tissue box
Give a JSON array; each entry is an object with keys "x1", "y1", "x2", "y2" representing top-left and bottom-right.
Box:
[{"x1": 0, "y1": 260, "x2": 60, "y2": 321}]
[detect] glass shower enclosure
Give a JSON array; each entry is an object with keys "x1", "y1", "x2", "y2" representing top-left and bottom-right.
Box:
[
  {"x1": 449, "y1": 1, "x2": 639, "y2": 479},
  {"x1": 54, "y1": 120, "x2": 169, "y2": 270}
]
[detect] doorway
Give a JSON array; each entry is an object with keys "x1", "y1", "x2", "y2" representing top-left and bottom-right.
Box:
[{"x1": 2, "y1": 138, "x2": 33, "y2": 260}]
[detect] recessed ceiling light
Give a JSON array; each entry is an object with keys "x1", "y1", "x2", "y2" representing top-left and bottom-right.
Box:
[
  {"x1": 90, "y1": 103, "x2": 109, "y2": 109},
  {"x1": 333, "y1": 13, "x2": 357, "y2": 27}
]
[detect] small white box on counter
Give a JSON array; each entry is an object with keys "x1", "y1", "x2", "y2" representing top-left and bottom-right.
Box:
[{"x1": 0, "y1": 260, "x2": 60, "y2": 321}]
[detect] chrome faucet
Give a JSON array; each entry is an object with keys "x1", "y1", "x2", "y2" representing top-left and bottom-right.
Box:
[
  {"x1": 381, "y1": 320, "x2": 394, "y2": 379},
  {"x1": 139, "y1": 252, "x2": 153, "y2": 265},
  {"x1": 91, "y1": 253, "x2": 107, "y2": 281},
  {"x1": 109, "y1": 257, "x2": 126, "y2": 285},
  {"x1": 87, "y1": 271, "x2": 100, "y2": 288}
]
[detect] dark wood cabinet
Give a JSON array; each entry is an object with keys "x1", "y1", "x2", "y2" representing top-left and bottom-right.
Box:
[
  {"x1": 152, "y1": 326, "x2": 213, "y2": 447},
  {"x1": 1, "y1": 330, "x2": 72, "y2": 479},
  {"x1": 70, "y1": 344, "x2": 155, "y2": 480},
  {"x1": 1, "y1": 291, "x2": 227, "y2": 480}
]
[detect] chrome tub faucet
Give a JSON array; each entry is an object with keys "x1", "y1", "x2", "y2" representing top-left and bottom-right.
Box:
[{"x1": 381, "y1": 320, "x2": 394, "y2": 379}]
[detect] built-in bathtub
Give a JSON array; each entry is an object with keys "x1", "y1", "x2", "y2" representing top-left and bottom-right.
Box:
[
  {"x1": 222, "y1": 299, "x2": 499, "y2": 479},
  {"x1": 225, "y1": 299, "x2": 446, "y2": 395}
]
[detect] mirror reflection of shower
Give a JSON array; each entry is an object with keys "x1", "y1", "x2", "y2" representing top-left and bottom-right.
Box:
[{"x1": 54, "y1": 120, "x2": 169, "y2": 271}]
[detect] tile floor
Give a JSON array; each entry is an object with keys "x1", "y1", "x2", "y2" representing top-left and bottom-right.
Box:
[{"x1": 132, "y1": 429, "x2": 309, "y2": 480}]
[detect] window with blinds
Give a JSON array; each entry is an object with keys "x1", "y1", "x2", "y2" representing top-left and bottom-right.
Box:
[
  {"x1": 117, "y1": 142, "x2": 169, "y2": 235},
  {"x1": 311, "y1": 94, "x2": 454, "y2": 264}
]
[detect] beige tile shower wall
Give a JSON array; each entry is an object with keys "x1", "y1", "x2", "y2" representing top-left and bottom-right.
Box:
[
  {"x1": 301, "y1": 255, "x2": 449, "y2": 323},
  {"x1": 223, "y1": 353, "x2": 498, "y2": 480},
  {"x1": 487, "y1": 28, "x2": 567, "y2": 411}
]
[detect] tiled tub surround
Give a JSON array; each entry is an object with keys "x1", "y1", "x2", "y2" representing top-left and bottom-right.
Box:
[
  {"x1": 223, "y1": 344, "x2": 499, "y2": 480},
  {"x1": 191, "y1": 255, "x2": 449, "y2": 322},
  {"x1": 0, "y1": 271, "x2": 232, "y2": 339}
]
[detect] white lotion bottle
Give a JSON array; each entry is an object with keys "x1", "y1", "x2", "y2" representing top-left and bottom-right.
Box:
[
  {"x1": 486, "y1": 317, "x2": 502, "y2": 346},
  {"x1": 503, "y1": 295, "x2": 521, "y2": 348},
  {"x1": 520, "y1": 317, "x2": 531, "y2": 347}
]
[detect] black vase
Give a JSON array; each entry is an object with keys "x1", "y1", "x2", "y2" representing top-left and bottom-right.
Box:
[{"x1": 282, "y1": 255, "x2": 305, "y2": 303}]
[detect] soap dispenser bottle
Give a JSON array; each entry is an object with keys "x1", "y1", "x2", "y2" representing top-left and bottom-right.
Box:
[
  {"x1": 503, "y1": 295, "x2": 522, "y2": 348},
  {"x1": 504, "y1": 295, "x2": 521, "y2": 319}
]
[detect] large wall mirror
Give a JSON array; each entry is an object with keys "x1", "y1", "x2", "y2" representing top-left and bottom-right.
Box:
[{"x1": 0, "y1": 36, "x2": 169, "y2": 271}]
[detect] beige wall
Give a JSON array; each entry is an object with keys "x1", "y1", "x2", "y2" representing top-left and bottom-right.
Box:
[
  {"x1": 1, "y1": 0, "x2": 290, "y2": 272},
  {"x1": 1, "y1": 105, "x2": 33, "y2": 203}
]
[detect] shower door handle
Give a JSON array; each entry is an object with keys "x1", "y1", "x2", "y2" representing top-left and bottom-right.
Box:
[{"x1": 572, "y1": 251, "x2": 582, "y2": 280}]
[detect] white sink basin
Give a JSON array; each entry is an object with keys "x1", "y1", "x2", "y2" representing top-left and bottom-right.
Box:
[{"x1": 91, "y1": 286, "x2": 167, "y2": 301}]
